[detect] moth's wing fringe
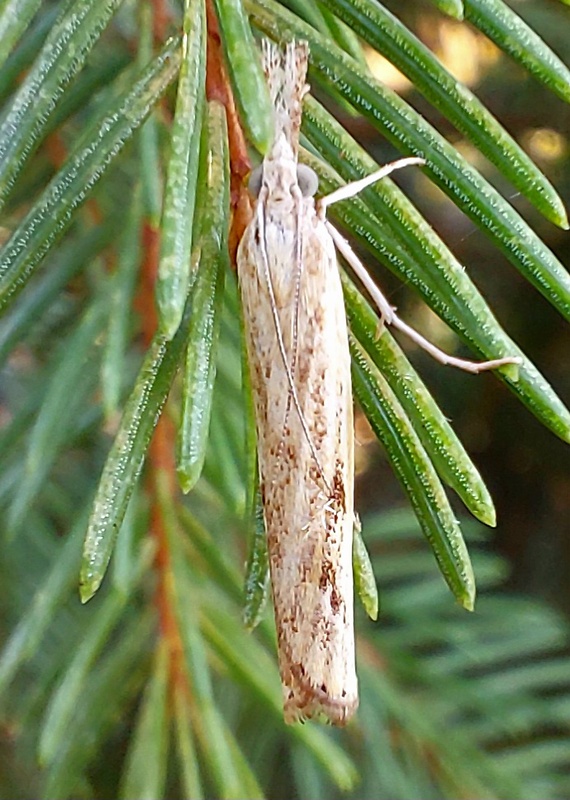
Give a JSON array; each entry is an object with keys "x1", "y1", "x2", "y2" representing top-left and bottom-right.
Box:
[{"x1": 284, "y1": 686, "x2": 358, "y2": 727}]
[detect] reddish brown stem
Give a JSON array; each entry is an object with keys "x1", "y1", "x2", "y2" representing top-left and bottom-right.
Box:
[
  {"x1": 150, "y1": 0, "x2": 172, "y2": 43},
  {"x1": 149, "y1": 415, "x2": 187, "y2": 689},
  {"x1": 205, "y1": 0, "x2": 253, "y2": 260},
  {"x1": 135, "y1": 221, "x2": 160, "y2": 347},
  {"x1": 138, "y1": 0, "x2": 256, "y2": 701}
]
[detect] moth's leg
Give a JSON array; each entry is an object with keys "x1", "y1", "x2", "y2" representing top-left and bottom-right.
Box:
[
  {"x1": 318, "y1": 158, "x2": 419, "y2": 330},
  {"x1": 326, "y1": 221, "x2": 395, "y2": 326},
  {"x1": 326, "y1": 221, "x2": 521, "y2": 374},
  {"x1": 319, "y1": 157, "x2": 426, "y2": 212}
]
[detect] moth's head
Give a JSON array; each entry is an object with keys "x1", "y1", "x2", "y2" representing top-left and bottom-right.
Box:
[{"x1": 248, "y1": 134, "x2": 319, "y2": 204}]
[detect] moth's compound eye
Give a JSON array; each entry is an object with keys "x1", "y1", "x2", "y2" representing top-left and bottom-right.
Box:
[
  {"x1": 297, "y1": 164, "x2": 319, "y2": 197},
  {"x1": 248, "y1": 165, "x2": 263, "y2": 197}
]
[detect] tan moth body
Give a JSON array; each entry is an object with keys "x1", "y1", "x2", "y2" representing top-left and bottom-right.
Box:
[{"x1": 237, "y1": 41, "x2": 358, "y2": 725}]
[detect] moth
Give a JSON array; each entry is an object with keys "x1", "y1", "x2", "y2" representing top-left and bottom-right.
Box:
[
  {"x1": 237, "y1": 40, "x2": 357, "y2": 725},
  {"x1": 237, "y1": 39, "x2": 519, "y2": 726}
]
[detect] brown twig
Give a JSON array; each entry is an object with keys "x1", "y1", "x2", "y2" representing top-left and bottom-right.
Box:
[
  {"x1": 139, "y1": 0, "x2": 256, "y2": 702},
  {"x1": 205, "y1": 0, "x2": 253, "y2": 261}
]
